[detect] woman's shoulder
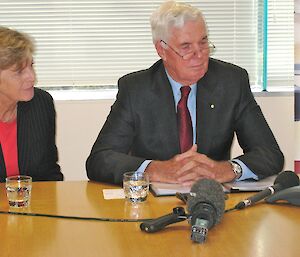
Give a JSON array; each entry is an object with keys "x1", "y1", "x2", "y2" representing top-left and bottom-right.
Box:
[
  {"x1": 30, "y1": 88, "x2": 55, "y2": 109},
  {"x1": 33, "y1": 88, "x2": 53, "y2": 101}
]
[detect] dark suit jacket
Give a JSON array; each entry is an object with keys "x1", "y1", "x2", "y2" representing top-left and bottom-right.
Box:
[
  {"x1": 86, "y1": 58, "x2": 284, "y2": 185},
  {"x1": 0, "y1": 88, "x2": 63, "y2": 182}
]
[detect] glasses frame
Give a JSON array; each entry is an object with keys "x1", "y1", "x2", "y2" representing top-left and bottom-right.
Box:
[{"x1": 160, "y1": 39, "x2": 215, "y2": 60}]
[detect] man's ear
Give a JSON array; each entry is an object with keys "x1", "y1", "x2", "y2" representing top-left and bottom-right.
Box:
[{"x1": 155, "y1": 41, "x2": 167, "y2": 61}]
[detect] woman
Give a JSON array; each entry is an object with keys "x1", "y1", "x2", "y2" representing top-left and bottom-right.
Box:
[{"x1": 0, "y1": 26, "x2": 63, "y2": 181}]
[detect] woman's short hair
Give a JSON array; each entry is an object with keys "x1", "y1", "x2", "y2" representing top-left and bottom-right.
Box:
[
  {"x1": 0, "y1": 26, "x2": 35, "y2": 70},
  {"x1": 150, "y1": 1, "x2": 206, "y2": 44}
]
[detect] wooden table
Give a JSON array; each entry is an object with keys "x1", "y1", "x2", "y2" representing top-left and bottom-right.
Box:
[{"x1": 1, "y1": 181, "x2": 300, "y2": 257}]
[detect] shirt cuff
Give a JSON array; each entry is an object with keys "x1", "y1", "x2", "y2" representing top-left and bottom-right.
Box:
[
  {"x1": 232, "y1": 159, "x2": 258, "y2": 181},
  {"x1": 136, "y1": 160, "x2": 152, "y2": 173}
]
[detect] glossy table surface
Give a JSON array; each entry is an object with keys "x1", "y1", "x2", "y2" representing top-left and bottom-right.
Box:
[{"x1": 1, "y1": 181, "x2": 300, "y2": 257}]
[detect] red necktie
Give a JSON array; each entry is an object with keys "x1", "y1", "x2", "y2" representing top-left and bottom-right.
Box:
[{"x1": 177, "y1": 86, "x2": 193, "y2": 153}]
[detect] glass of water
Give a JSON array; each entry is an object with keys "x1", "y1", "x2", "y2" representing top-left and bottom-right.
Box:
[
  {"x1": 5, "y1": 175, "x2": 32, "y2": 208},
  {"x1": 123, "y1": 172, "x2": 149, "y2": 203}
]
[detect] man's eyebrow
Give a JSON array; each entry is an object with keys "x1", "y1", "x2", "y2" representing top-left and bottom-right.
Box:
[
  {"x1": 178, "y1": 35, "x2": 208, "y2": 46},
  {"x1": 180, "y1": 42, "x2": 191, "y2": 46}
]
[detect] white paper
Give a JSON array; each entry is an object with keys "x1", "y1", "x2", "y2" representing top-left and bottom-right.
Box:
[
  {"x1": 150, "y1": 182, "x2": 229, "y2": 196},
  {"x1": 150, "y1": 182, "x2": 191, "y2": 196},
  {"x1": 102, "y1": 189, "x2": 125, "y2": 200},
  {"x1": 224, "y1": 175, "x2": 276, "y2": 192},
  {"x1": 150, "y1": 175, "x2": 277, "y2": 196}
]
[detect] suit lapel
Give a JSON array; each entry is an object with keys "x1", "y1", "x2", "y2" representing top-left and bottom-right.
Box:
[
  {"x1": 0, "y1": 146, "x2": 6, "y2": 181},
  {"x1": 17, "y1": 101, "x2": 30, "y2": 175},
  {"x1": 150, "y1": 64, "x2": 181, "y2": 155},
  {"x1": 196, "y1": 64, "x2": 219, "y2": 155}
]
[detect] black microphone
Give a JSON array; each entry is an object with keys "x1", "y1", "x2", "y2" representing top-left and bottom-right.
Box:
[
  {"x1": 140, "y1": 207, "x2": 187, "y2": 233},
  {"x1": 235, "y1": 171, "x2": 300, "y2": 210},
  {"x1": 187, "y1": 179, "x2": 225, "y2": 243}
]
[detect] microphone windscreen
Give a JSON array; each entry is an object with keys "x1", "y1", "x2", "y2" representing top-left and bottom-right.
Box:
[
  {"x1": 187, "y1": 179, "x2": 225, "y2": 225},
  {"x1": 274, "y1": 171, "x2": 300, "y2": 189}
]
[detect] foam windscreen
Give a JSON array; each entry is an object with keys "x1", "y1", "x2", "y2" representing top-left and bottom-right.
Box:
[
  {"x1": 274, "y1": 170, "x2": 299, "y2": 189},
  {"x1": 187, "y1": 179, "x2": 225, "y2": 226}
]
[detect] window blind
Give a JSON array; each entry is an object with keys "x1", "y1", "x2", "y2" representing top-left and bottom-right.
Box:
[
  {"x1": 267, "y1": 0, "x2": 294, "y2": 88},
  {"x1": 0, "y1": 0, "x2": 293, "y2": 90}
]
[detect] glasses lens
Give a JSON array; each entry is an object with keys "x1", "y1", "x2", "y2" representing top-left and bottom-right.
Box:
[
  {"x1": 209, "y1": 41, "x2": 215, "y2": 49},
  {"x1": 182, "y1": 46, "x2": 214, "y2": 60},
  {"x1": 182, "y1": 52, "x2": 195, "y2": 60}
]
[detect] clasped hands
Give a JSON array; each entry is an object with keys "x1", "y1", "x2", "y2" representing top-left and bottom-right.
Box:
[{"x1": 145, "y1": 145, "x2": 236, "y2": 186}]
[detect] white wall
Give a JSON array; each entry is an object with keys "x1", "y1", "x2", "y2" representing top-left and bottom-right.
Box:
[{"x1": 54, "y1": 93, "x2": 294, "y2": 181}]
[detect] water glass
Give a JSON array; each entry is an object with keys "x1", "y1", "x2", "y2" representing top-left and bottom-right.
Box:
[
  {"x1": 5, "y1": 175, "x2": 32, "y2": 208},
  {"x1": 123, "y1": 172, "x2": 149, "y2": 203}
]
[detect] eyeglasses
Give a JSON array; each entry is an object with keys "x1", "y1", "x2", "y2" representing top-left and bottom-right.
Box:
[{"x1": 160, "y1": 39, "x2": 215, "y2": 60}]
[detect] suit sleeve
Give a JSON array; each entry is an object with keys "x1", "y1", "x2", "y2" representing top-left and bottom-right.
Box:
[
  {"x1": 33, "y1": 92, "x2": 63, "y2": 181},
  {"x1": 233, "y1": 69, "x2": 284, "y2": 178},
  {"x1": 86, "y1": 78, "x2": 145, "y2": 185}
]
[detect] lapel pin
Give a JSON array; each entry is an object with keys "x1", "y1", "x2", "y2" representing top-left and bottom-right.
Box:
[{"x1": 210, "y1": 104, "x2": 215, "y2": 109}]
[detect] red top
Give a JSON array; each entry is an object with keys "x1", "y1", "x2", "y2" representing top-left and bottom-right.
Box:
[{"x1": 0, "y1": 120, "x2": 20, "y2": 177}]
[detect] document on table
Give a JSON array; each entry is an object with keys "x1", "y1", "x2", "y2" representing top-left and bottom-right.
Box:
[
  {"x1": 150, "y1": 182, "x2": 191, "y2": 196},
  {"x1": 150, "y1": 175, "x2": 276, "y2": 196},
  {"x1": 223, "y1": 175, "x2": 276, "y2": 192}
]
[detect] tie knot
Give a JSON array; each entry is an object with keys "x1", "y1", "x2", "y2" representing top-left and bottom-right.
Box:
[{"x1": 180, "y1": 86, "x2": 191, "y2": 98}]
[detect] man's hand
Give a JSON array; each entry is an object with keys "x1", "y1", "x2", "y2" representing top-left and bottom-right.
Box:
[
  {"x1": 176, "y1": 157, "x2": 236, "y2": 186},
  {"x1": 145, "y1": 145, "x2": 236, "y2": 185},
  {"x1": 145, "y1": 145, "x2": 198, "y2": 183}
]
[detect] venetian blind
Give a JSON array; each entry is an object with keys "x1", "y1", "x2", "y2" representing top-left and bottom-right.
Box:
[{"x1": 0, "y1": 0, "x2": 293, "y2": 90}]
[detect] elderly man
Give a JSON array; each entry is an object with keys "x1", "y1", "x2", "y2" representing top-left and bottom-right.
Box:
[{"x1": 86, "y1": 1, "x2": 284, "y2": 186}]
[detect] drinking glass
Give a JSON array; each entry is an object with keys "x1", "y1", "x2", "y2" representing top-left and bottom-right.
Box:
[
  {"x1": 123, "y1": 172, "x2": 149, "y2": 203},
  {"x1": 5, "y1": 175, "x2": 32, "y2": 208}
]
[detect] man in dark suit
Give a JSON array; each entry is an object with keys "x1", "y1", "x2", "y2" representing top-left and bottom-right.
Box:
[{"x1": 86, "y1": 1, "x2": 284, "y2": 185}]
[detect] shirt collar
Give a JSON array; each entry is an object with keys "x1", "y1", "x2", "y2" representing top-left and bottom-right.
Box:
[{"x1": 165, "y1": 69, "x2": 197, "y2": 97}]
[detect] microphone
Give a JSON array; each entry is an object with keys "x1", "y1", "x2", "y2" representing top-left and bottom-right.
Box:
[
  {"x1": 187, "y1": 179, "x2": 225, "y2": 244},
  {"x1": 140, "y1": 207, "x2": 187, "y2": 233},
  {"x1": 140, "y1": 179, "x2": 225, "y2": 236},
  {"x1": 235, "y1": 171, "x2": 300, "y2": 210}
]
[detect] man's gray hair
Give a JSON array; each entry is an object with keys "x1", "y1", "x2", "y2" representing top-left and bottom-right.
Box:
[{"x1": 150, "y1": 1, "x2": 206, "y2": 44}]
